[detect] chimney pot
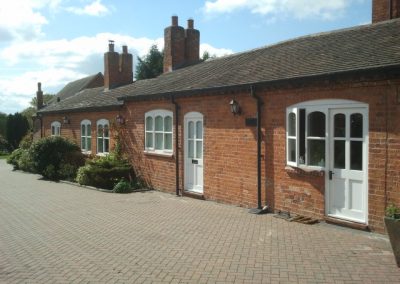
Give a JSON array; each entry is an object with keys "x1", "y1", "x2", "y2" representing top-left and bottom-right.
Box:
[
  {"x1": 38, "y1": 82, "x2": 41, "y2": 91},
  {"x1": 122, "y1": 45, "x2": 128, "y2": 54},
  {"x1": 188, "y1": 18, "x2": 194, "y2": 29},
  {"x1": 172, "y1": 15, "x2": 178, "y2": 26},
  {"x1": 108, "y1": 40, "x2": 115, "y2": 52}
]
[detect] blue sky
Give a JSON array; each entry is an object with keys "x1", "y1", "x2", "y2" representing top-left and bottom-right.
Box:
[{"x1": 0, "y1": 0, "x2": 372, "y2": 114}]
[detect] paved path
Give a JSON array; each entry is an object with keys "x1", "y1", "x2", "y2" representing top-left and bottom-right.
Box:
[{"x1": 0, "y1": 160, "x2": 399, "y2": 283}]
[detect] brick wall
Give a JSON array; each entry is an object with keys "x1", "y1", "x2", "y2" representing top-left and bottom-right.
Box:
[
  {"x1": 41, "y1": 110, "x2": 120, "y2": 154},
  {"x1": 119, "y1": 77, "x2": 399, "y2": 233},
  {"x1": 373, "y1": 0, "x2": 400, "y2": 23}
]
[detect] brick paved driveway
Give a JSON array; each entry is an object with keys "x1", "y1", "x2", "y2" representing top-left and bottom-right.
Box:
[{"x1": 0, "y1": 160, "x2": 399, "y2": 283}]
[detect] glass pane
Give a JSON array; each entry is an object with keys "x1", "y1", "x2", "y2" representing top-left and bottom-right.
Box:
[
  {"x1": 146, "y1": 116, "x2": 153, "y2": 131},
  {"x1": 104, "y1": 125, "x2": 109, "y2": 138},
  {"x1": 52, "y1": 126, "x2": 55, "y2": 135},
  {"x1": 164, "y1": 133, "x2": 172, "y2": 150},
  {"x1": 188, "y1": 121, "x2": 194, "y2": 139},
  {"x1": 299, "y1": 109, "x2": 306, "y2": 163},
  {"x1": 81, "y1": 138, "x2": 85, "y2": 150},
  {"x1": 196, "y1": 141, "x2": 203, "y2": 158},
  {"x1": 81, "y1": 124, "x2": 85, "y2": 136},
  {"x1": 288, "y1": 112, "x2": 296, "y2": 136},
  {"x1": 155, "y1": 133, "x2": 163, "y2": 150},
  {"x1": 188, "y1": 140, "x2": 194, "y2": 158},
  {"x1": 334, "y1": 140, "x2": 345, "y2": 169},
  {"x1": 308, "y1": 111, "x2": 325, "y2": 137},
  {"x1": 87, "y1": 138, "x2": 91, "y2": 151},
  {"x1": 351, "y1": 113, "x2": 363, "y2": 138},
  {"x1": 334, "y1": 114, "x2": 345, "y2": 138},
  {"x1": 288, "y1": 138, "x2": 296, "y2": 162},
  {"x1": 155, "y1": 116, "x2": 163, "y2": 131},
  {"x1": 164, "y1": 116, "x2": 172, "y2": 132},
  {"x1": 98, "y1": 125, "x2": 103, "y2": 137},
  {"x1": 351, "y1": 141, "x2": 363, "y2": 170},
  {"x1": 56, "y1": 127, "x2": 60, "y2": 136},
  {"x1": 87, "y1": 124, "x2": 91, "y2": 136},
  {"x1": 98, "y1": 138, "x2": 103, "y2": 153},
  {"x1": 104, "y1": 139, "x2": 109, "y2": 153},
  {"x1": 146, "y1": 132, "x2": 153, "y2": 148},
  {"x1": 196, "y1": 121, "x2": 203, "y2": 139},
  {"x1": 308, "y1": 140, "x2": 325, "y2": 167}
]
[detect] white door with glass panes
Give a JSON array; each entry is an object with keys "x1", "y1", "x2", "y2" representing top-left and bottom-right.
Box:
[
  {"x1": 184, "y1": 112, "x2": 204, "y2": 193},
  {"x1": 328, "y1": 108, "x2": 368, "y2": 223}
]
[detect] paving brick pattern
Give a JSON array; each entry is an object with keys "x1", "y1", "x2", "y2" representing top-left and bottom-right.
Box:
[{"x1": 0, "y1": 160, "x2": 399, "y2": 283}]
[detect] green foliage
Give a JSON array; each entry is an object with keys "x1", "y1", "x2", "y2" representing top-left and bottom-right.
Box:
[
  {"x1": 19, "y1": 133, "x2": 33, "y2": 150},
  {"x1": 201, "y1": 51, "x2": 216, "y2": 61},
  {"x1": 22, "y1": 94, "x2": 55, "y2": 130},
  {"x1": 6, "y1": 112, "x2": 30, "y2": 149},
  {"x1": 386, "y1": 204, "x2": 400, "y2": 219},
  {"x1": 17, "y1": 149, "x2": 35, "y2": 172},
  {"x1": 0, "y1": 134, "x2": 11, "y2": 153},
  {"x1": 76, "y1": 155, "x2": 132, "y2": 190},
  {"x1": 7, "y1": 148, "x2": 24, "y2": 170},
  {"x1": 29, "y1": 136, "x2": 85, "y2": 180},
  {"x1": 113, "y1": 179, "x2": 133, "y2": 193},
  {"x1": 135, "y1": 45, "x2": 164, "y2": 80},
  {"x1": 0, "y1": 112, "x2": 7, "y2": 138}
]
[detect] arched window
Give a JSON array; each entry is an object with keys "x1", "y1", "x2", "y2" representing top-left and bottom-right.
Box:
[
  {"x1": 81, "y1": 120, "x2": 92, "y2": 153},
  {"x1": 145, "y1": 110, "x2": 173, "y2": 154},
  {"x1": 97, "y1": 119, "x2": 110, "y2": 154},
  {"x1": 51, "y1": 121, "x2": 61, "y2": 136}
]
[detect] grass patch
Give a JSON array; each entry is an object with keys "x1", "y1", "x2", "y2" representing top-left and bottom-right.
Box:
[{"x1": 0, "y1": 154, "x2": 10, "y2": 160}]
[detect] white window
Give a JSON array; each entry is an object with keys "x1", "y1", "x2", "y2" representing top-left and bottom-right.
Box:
[
  {"x1": 51, "y1": 121, "x2": 61, "y2": 136},
  {"x1": 145, "y1": 110, "x2": 173, "y2": 154},
  {"x1": 81, "y1": 120, "x2": 92, "y2": 153},
  {"x1": 286, "y1": 107, "x2": 326, "y2": 168},
  {"x1": 97, "y1": 119, "x2": 110, "y2": 154}
]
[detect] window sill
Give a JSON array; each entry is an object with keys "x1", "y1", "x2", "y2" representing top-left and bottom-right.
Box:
[
  {"x1": 96, "y1": 152, "x2": 109, "y2": 157},
  {"x1": 82, "y1": 151, "x2": 92, "y2": 155},
  {"x1": 285, "y1": 165, "x2": 324, "y2": 177},
  {"x1": 144, "y1": 150, "x2": 174, "y2": 158}
]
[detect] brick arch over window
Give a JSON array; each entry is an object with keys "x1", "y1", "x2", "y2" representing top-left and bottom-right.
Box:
[{"x1": 51, "y1": 121, "x2": 61, "y2": 136}]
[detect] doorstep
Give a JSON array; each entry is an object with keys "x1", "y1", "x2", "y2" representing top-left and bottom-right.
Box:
[
  {"x1": 182, "y1": 190, "x2": 205, "y2": 200},
  {"x1": 325, "y1": 216, "x2": 369, "y2": 231}
]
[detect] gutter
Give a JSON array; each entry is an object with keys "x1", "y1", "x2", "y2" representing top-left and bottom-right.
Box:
[
  {"x1": 248, "y1": 85, "x2": 268, "y2": 215},
  {"x1": 171, "y1": 96, "x2": 180, "y2": 196}
]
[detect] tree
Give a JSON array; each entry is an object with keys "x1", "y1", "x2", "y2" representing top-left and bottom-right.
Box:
[
  {"x1": 6, "y1": 113, "x2": 30, "y2": 149},
  {"x1": 22, "y1": 94, "x2": 55, "y2": 130},
  {"x1": 0, "y1": 112, "x2": 7, "y2": 138},
  {"x1": 202, "y1": 51, "x2": 216, "y2": 61},
  {"x1": 135, "y1": 45, "x2": 164, "y2": 80}
]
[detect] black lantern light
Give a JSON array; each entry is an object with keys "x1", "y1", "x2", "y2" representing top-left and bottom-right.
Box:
[
  {"x1": 62, "y1": 116, "x2": 70, "y2": 124},
  {"x1": 230, "y1": 99, "x2": 241, "y2": 115},
  {"x1": 116, "y1": 114, "x2": 125, "y2": 125}
]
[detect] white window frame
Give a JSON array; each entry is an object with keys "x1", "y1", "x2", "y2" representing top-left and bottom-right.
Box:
[
  {"x1": 96, "y1": 119, "x2": 110, "y2": 155},
  {"x1": 145, "y1": 110, "x2": 173, "y2": 155},
  {"x1": 81, "y1": 119, "x2": 92, "y2": 153},
  {"x1": 51, "y1": 121, "x2": 61, "y2": 136}
]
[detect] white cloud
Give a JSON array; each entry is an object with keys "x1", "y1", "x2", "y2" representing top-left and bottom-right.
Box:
[
  {"x1": 204, "y1": 0, "x2": 360, "y2": 20},
  {"x1": 66, "y1": 0, "x2": 110, "y2": 17},
  {"x1": 0, "y1": 34, "x2": 231, "y2": 114}
]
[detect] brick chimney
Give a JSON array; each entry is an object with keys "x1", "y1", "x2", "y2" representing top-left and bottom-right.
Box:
[
  {"x1": 373, "y1": 0, "x2": 400, "y2": 23},
  {"x1": 164, "y1": 16, "x2": 200, "y2": 73},
  {"x1": 104, "y1": 40, "x2": 133, "y2": 90},
  {"x1": 36, "y1": 82, "x2": 43, "y2": 110}
]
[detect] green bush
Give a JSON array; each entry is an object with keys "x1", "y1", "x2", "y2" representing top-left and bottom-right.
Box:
[
  {"x1": 17, "y1": 148, "x2": 35, "y2": 172},
  {"x1": 76, "y1": 155, "x2": 132, "y2": 190},
  {"x1": 29, "y1": 136, "x2": 85, "y2": 180},
  {"x1": 7, "y1": 148, "x2": 24, "y2": 170},
  {"x1": 113, "y1": 179, "x2": 133, "y2": 193},
  {"x1": 19, "y1": 133, "x2": 33, "y2": 150},
  {"x1": 0, "y1": 134, "x2": 11, "y2": 153}
]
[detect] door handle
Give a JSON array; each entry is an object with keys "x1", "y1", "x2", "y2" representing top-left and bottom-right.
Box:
[{"x1": 329, "y1": 171, "x2": 334, "y2": 180}]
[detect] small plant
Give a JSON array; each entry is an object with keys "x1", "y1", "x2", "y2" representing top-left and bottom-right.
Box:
[
  {"x1": 386, "y1": 204, "x2": 400, "y2": 219},
  {"x1": 113, "y1": 179, "x2": 133, "y2": 193}
]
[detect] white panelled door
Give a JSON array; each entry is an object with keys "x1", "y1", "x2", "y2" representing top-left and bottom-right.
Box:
[
  {"x1": 184, "y1": 112, "x2": 204, "y2": 193},
  {"x1": 328, "y1": 108, "x2": 368, "y2": 223}
]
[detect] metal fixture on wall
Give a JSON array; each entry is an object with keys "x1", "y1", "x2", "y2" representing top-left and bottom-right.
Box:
[
  {"x1": 116, "y1": 114, "x2": 125, "y2": 125},
  {"x1": 230, "y1": 99, "x2": 241, "y2": 115},
  {"x1": 62, "y1": 116, "x2": 70, "y2": 124}
]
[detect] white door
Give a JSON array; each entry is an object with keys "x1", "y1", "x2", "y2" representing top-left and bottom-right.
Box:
[
  {"x1": 184, "y1": 112, "x2": 204, "y2": 193},
  {"x1": 327, "y1": 108, "x2": 368, "y2": 223}
]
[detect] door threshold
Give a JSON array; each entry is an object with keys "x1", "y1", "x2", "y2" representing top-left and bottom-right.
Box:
[
  {"x1": 182, "y1": 191, "x2": 205, "y2": 200},
  {"x1": 325, "y1": 216, "x2": 369, "y2": 231}
]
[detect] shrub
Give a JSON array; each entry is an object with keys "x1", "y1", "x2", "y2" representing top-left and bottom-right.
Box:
[
  {"x1": 30, "y1": 136, "x2": 85, "y2": 180},
  {"x1": 19, "y1": 133, "x2": 33, "y2": 150},
  {"x1": 7, "y1": 148, "x2": 24, "y2": 170},
  {"x1": 113, "y1": 179, "x2": 133, "y2": 193},
  {"x1": 76, "y1": 155, "x2": 133, "y2": 190},
  {"x1": 0, "y1": 134, "x2": 11, "y2": 153},
  {"x1": 17, "y1": 148, "x2": 35, "y2": 172}
]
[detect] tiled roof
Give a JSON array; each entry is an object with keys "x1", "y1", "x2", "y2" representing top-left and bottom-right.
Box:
[
  {"x1": 53, "y1": 72, "x2": 104, "y2": 102},
  {"x1": 38, "y1": 86, "x2": 122, "y2": 114},
  {"x1": 115, "y1": 19, "x2": 400, "y2": 100},
  {"x1": 39, "y1": 19, "x2": 400, "y2": 113}
]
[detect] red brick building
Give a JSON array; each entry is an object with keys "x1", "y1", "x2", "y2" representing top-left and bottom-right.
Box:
[{"x1": 36, "y1": 1, "x2": 400, "y2": 233}]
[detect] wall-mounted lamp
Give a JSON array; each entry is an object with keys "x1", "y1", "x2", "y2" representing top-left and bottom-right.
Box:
[
  {"x1": 62, "y1": 116, "x2": 70, "y2": 124},
  {"x1": 116, "y1": 114, "x2": 125, "y2": 125},
  {"x1": 230, "y1": 99, "x2": 241, "y2": 115}
]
